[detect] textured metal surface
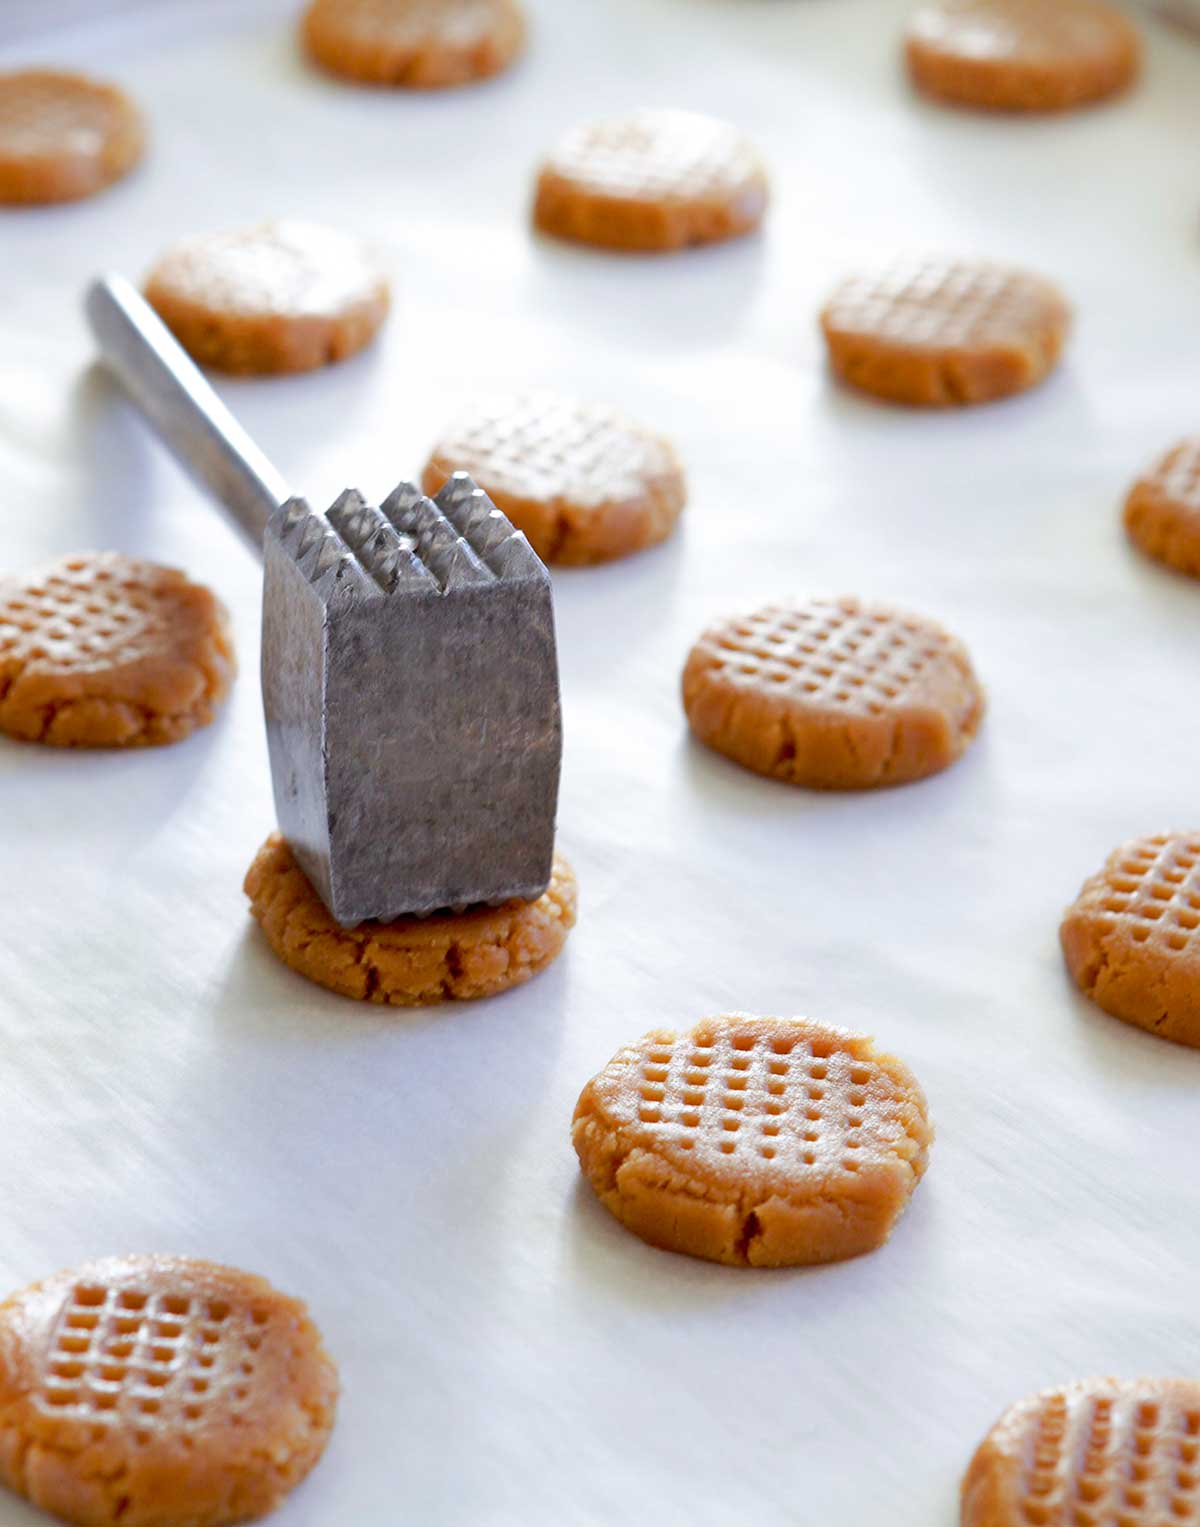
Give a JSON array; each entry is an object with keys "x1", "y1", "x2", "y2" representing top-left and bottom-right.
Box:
[
  {"x1": 263, "y1": 473, "x2": 562, "y2": 926},
  {"x1": 87, "y1": 275, "x2": 563, "y2": 925}
]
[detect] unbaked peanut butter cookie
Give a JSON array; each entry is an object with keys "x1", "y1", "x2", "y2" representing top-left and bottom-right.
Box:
[
  {"x1": 302, "y1": 0, "x2": 526, "y2": 88},
  {"x1": 0, "y1": 1255, "x2": 337, "y2": 1527},
  {"x1": 906, "y1": 0, "x2": 1141, "y2": 114},
  {"x1": 0, "y1": 552, "x2": 235, "y2": 748},
  {"x1": 533, "y1": 108, "x2": 769, "y2": 254},
  {"x1": 821, "y1": 257, "x2": 1070, "y2": 407},
  {"x1": 144, "y1": 221, "x2": 390, "y2": 375},
  {"x1": 1123, "y1": 438, "x2": 1200, "y2": 581},
  {"x1": 245, "y1": 831, "x2": 576, "y2": 1005},
  {"x1": 962, "y1": 1377, "x2": 1200, "y2": 1527},
  {"x1": 421, "y1": 393, "x2": 686, "y2": 565},
  {"x1": 1061, "y1": 831, "x2": 1200, "y2": 1048},
  {"x1": 0, "y1": 70, "x2": 143, "y2": 205},
  {"x1": 682, "y1": 595, "x2": 984, "y2": 789},
  {"x1": 573, "y1": 1014, "x2": 932, "y2": 1267}
]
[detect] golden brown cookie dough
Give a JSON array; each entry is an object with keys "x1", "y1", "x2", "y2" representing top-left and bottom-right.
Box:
[
  {"x1": 1060, "y1": 831, "x2": 1200, "y2": 1048},
  {"x1": 573, "y1": 1014, "x2": 932, "y2": 1268},
  {"x1": 143, "y1": 221, "x2": 390, "y2": 376},
  {"x1": 0, "y1": 552, "x2": 235, "y2": 748},
  {"x1": 0, "y1": 70, "x2": 144, "y2": 206},
  {"x1": 533, "y1": 109, "x2": 769, "y2": 254},
  {"x1": 1123, "y1": 438, "x2": 1200, "y2": 581},
  {"x1": 301, "y1": 0, "x2": 526, "y2": 88},
  {"x1": 906, "y1": 0, "x2": 1141, "y2": 114},
  {"x1": 421, "y1": 393, "x2": 687, "y2": 565},
  {"x1": 245, "y1": 831, "x2": 577, "y2": 1005},
  {"x1": 0, "y1": 1255, "x2": 337, "y2": 1527},
  {"x1": 962, "y1": 1377, "x2": 1200, "y2": 1527},
  {"x1": 820, "y1": 257, "x2": 1070, "y2": 407},
  {"x1": 682, "y1": 595, "x2": 984, "y2": 789}
]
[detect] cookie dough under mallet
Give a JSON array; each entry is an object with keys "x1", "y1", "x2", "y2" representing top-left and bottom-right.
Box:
[{"x1": 85, "y1": 275, "x2": 563, "y2": 927}]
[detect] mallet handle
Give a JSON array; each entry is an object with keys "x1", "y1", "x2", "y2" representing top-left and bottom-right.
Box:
[{"x1": 85, "y1": 274, "x2": 289, "y2": 553}]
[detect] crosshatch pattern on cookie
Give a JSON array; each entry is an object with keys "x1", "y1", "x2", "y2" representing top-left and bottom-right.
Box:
[
  {"x1": 1149, "y1": 439, "x2": 1200, "y2": 511},
  {"x1": 427, "y1": 395, "x2": 677, "y2": 508},
  {"x1": 823, "y1": 259, "x2": 1063, "y2": 351},
  {"x1": 146, "y1": 223, "x2": 386, "y2": 320},
  {"x1": 0, "y1": 74, "x2": 118, "y2": 145},
  {"x1": 0, "y1": 71, "x2": 142, "y2": 203},
  {"x1": 909, "y1": 0, "x2": 1138, "y2": 59},
  {"x1": 603, "y1": 1019, "x2": 929, "y2": 1180},
  {"x1": 700, "y1": 597, "x2": 967, "y2": 718},
  {"x1": 1124, "y1": 440, "x2": 1200, "y2": 579},
  {"x1": 544, "y1": 109, "x2": 763, "y2": 202},
  {"x1": 1128, "y1": 438, "x2": 1200, "y2": 517},
  {"x1": 39, "y1": 1276, "x2": 272, "y2": 1432},
  {"x1": 1082, "y1": 833, "x2": 1200, "y2": 955},
  {"x1": 966, "y1": 1380, "x2": 1200, "y2": 1527},
  {"x1": 0, "y1": 555, "x2": 179, "y2": 676},
  {"x1": 309, "y1": 0, "x2": 513, "y2": 45}
]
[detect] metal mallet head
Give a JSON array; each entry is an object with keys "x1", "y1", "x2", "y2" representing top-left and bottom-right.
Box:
[
  {"x1": 264, "y1": 473, "x2": 560, "y2": 924},
  {"x1": 84, "y1": 275, "x2": 562, "y2": 926}
]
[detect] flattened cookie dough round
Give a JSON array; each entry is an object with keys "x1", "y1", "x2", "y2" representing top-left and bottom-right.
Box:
[
  {"x1": 821, "y1": 257, "x2": 1070, "y2": 407},
  {"x1": 302, "y1": 0, "x2": 526, "y2": 87},
  {"x1": 1061, "y1": 831, "x2": 1200, "y2": 1048},
  {"x1": 0, "y1": 70, "x2": 143, "y2": 205},
  {"x1": 682, "y1": 595, "x2": 984, "y2": 789},
  {"x1": 0, "y1": 552, "x2": 235, "y2": 748},
  {"x1": 245, "y1": 832, "x2": 577, "y2": 1005},
  {"x1": 421, "y1": 393, "x2": 687, "y2": 565},
  {"x1": 906, "y1": 0, "x2": 1140, "y2": 114},
  {"x1": 144, "y1": 220, "x2": 390, "y2": 376},
  {"x1": 573, "y1": 1014, "x2": 932, "y2": 1268},
  {"x1": 0, "y1": 1255, "x2": 337, "y2": 1527},
  {"x1": 962, "y1": 1377, "x2": 1200, "y2": 1527},
  {"x1": 1123, "y1": 438, "x2": 1200, "y2": 581},
  {"x1": 533, "y1": 109, "x2": 769, "y2": 254}
]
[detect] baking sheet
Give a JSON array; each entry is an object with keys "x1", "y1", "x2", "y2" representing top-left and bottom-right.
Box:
[{"x1": 1, "y1": 2, "x2": 1199, "y2": 1523}]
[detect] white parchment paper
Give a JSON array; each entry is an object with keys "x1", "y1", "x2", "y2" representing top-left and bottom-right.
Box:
[{"x1": 0, "y1": 2, "x2": 1198, "y2": 1523}]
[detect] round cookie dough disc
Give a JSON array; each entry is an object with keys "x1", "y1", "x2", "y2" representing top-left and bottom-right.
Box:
[
  {"x1": 820, "y1": 257, "x2": 1070, "y2": 407},
  {"x1": 0, "y1": 1255, "x2": 337, "y2": 1527},
  {"x1": 1060, "y1": 831, "x2": 1200, "y2": 1048},
  {"x1": 0, "y1": 552, "x2": 235, "y2": 748},
  {"x1": 1123, "y1": 438, "x2": 1200, "y2": 581},
  {"x1": 573, "y1": 1014, "x2": 932, "y2": 1267},
  {"x1": 906, "y1": 0, "x2": 1141, "y2": 114},
  {"x1": 143, "y1": 220, "x2": 390, "y2": 376},
  {"x1": 245, "y1": 832, "x2": 577, "y2": 1005},
  {"x1": 682, "y1": 594, "x2": 984, "y2": 789},
  {"x1": 0, "y1": 70, "x2": 144, "y2": 205},
  {"x1": 421, "y1": 393, "x2": 687, "y2": 565},
  {"x1": 302, "y1": 0, "x2": 526, "y2": 88},
  {"x1": 962, "y1": 1377, "x2": 1200, "y2": 1527},
  {"x1": 532, "y1": 108, "x2": 769, "y2": 254}
]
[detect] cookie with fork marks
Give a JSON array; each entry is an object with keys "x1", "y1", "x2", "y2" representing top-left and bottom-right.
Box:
[
  {"x1": 682, "y1": 595, "x2": 984, "y2": 789},
  {"x1": 820, "y1": 256, "x2": 1070, "y2": 406},
  {"x1": 533, "y1": 109, "x2": 768, "y2": 253},
  {"x1": 573, "y1": 1014, "x2": 932, "y2": 1267},
  {"x1": 302, "y1": 0, "x2": 526, "y2": 88},
  {"x1": 962, "y1": 1377, "x2": 1200, "y2": 1527},
  {"x1": 0, "y1": 1255, "x2": 337, "y2": 1527},
  {"x1": 0, "y1": 552, "x2": 234, "y2": 748},
  {"x1": 906, "y1": 0, "x2": 1140, "y2": 114},
  {"x1": 421, "y1": 392, "x2": 686, "y2": 564},
  {"x1": 1061, "y1": 831, "x2": 1200, "y2": 1048},
  {"x1": 0, "y1": 70, "x2": 143, "y2": 205},
  {"x1": 1123, "y1": 438, "x2": 1200, "y2": 581}
]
